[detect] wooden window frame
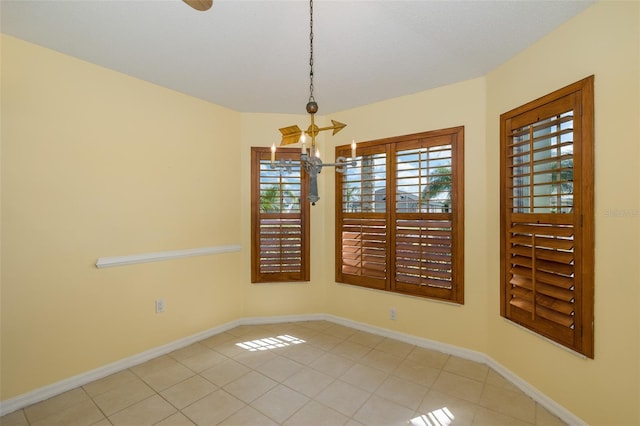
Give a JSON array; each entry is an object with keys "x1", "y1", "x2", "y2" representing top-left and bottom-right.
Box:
[
  {"x1": 335, "y1": 127, "x2": 464, "y2": 304},
  {"x1": 251, "y1": 147, "x2": 310, "y2": 283},
  {"x1": 500, "y1": 76, "x2": 594, "y2": 358}
]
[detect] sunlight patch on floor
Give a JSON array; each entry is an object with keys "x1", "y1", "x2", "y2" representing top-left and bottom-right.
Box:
[
  {"x1": 235, "y1": 335, "x2": 306, "y2": 351},
  {"x1": 409, "y1": 407, "x2": 455, "y2": 426}
]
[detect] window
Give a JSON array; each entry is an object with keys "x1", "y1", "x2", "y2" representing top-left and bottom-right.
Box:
[
  {"x1": 500, "y1": 76, "x2": 594, "y2": 358},
  {"x1": 335, "y1": 127, "x2": 464, "y2": 303},
  {"x1": 251, "y1": 147, "x2": 309, "y2": 283}
]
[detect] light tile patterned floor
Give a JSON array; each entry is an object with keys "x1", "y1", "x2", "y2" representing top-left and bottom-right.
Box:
[{"x1": 1, "y1": 321, "x2": 568, "y2": 426}]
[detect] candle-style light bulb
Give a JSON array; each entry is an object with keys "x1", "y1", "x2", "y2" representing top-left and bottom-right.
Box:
[
  {"x1": 351, "y1": 139, "x2": 357, "y2": 159},
  {"x1": 315, "y1": 146, "x2": 321, "y2": 159},
  {"x1": 300, "y1": 132, "x2": 307, "y2": 154},
  {"x1": 270, "y1": 143, "x2": 276, "y2": 166}
]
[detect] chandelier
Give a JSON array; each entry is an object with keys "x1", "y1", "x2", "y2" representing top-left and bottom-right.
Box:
[{"x1": 271, "y1": 0, "x2": 356, "y2": 205}]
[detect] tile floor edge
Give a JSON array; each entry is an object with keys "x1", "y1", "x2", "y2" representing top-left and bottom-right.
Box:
[
  {"x1": 0, "y1": 319, "x2": 244, "y2": 416},
  {"x1": 0, "y1": 313, "x2": 587, "y2": 426},
  {"x1": 323, "y1": 314, "x2": 587, "y2": 426}
]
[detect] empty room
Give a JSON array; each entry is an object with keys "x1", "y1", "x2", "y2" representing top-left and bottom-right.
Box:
[{"x1": 1, "y1": 1, "x2": 638, "y2": 425}]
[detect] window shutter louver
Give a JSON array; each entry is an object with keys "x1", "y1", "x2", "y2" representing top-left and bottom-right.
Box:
[
  {"x1": 394, "y1": 218, "x2": 453, "y2": 293},
  {"x1": 506, "y1": 219, "x2": 577, "y2": 343},
  {"x1": 259, "y1": 217, "x2": 303, "y2": 274},
  {"x1": 341, "y1": 217, "x2": 387, "y2": 281},
  {"x1": 251, "y1": 148, "x2": 309, "y2": 283},
  {"x1": 500, "y1": 76, "x2": 594, "y2": 358}
]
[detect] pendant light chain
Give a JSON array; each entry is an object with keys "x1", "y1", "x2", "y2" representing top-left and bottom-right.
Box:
[
  {"x1": 308, "y1": 0, "x2": 315, "y2": 103},
  {"x1": 275, "y1": 0, "x2": 349, "y2": 206}
]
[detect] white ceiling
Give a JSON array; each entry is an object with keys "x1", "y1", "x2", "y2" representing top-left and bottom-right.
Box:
[{"x1": 1, "y1": 0, "x2": 594, "y2": 114}]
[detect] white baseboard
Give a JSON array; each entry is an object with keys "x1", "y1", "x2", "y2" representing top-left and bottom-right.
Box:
[
  {"x1": 324, "y1": 315, "x2": 587, "y2": 426},
  {"x1": 0, "y1": 318, "x2": 242, "y2": 416},
  {"x1": 325, "y1": 314, "x2": 488, "y2": 364},
  {"x1": 0, "y1": 314, "x2": 586, "y2": 425},
  {"x1": 483, "y1": 357, "x2": 587, "y2": 426}
]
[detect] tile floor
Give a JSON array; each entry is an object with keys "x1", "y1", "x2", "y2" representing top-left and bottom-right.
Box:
[{"x1": 1, "y1": 321, "x2": 567, "y2": 426}]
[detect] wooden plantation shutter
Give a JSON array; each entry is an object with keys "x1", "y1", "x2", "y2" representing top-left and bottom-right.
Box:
[
  {"x1": 251, "y1": 147, "x2": 310, "y2": 283},
  {"x1": 392, "y1": 131, "x2": 464, "y2": 303},
  {"x1": 500, "y1": 76, "x2": 594, "y2": 357},
  {"x1": 336, "y1": 127, "x2": 464, "y2": 303},
  {"x1": 335, "y1": 145, "x2": 388, "y2": 290}
]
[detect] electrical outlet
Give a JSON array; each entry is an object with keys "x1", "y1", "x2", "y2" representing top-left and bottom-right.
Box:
[
  {"x1": 155, "y1": 298, "x2": 165, "y2": 313},
  {"x1": 389, "y1": 307, "x2": 397, "y2": 320}
]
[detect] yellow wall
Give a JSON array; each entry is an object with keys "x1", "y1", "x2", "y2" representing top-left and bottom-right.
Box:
[
  {"x1": 2, "y1": 1, "x2": 639, "y2": 424},
  {"x1": 1, "y1": 35, "x2": 245, "y2": 399},
  {"x1": 323, "y1": 77, "x2": 490, "y2": 353},
  {"x1": 484, "y1": 2, "x2": 639, "y2": 424}
]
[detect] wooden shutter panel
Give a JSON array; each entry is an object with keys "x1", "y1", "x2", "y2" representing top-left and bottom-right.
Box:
[
  {"x1": 506, "y1": 218, "x2": 577, "y2": 344},
  {"x1": 392, "y1": 134, "x2": 463, "y2": 303},
  {"x1": 251, "y1": 148, "x2": 309, "y2": 283},
  {"x1": 336, "y1": 148, "x2": 387, "y2": 290},
  {"x1": 259, "y1": 216, "x2": 303, "y2": 274},
  {"x1": 504, "y1": 108, "x2": 579, "y2": 345},
  {"x1": 394, "y1": 218, "x2": 454, "y2": 300},
  {"x1": 341, "y1": 217, "x2": 387, "y2": 280},
  {"x1": 500, "y1": 76, "x2": 594, "y2": 358}
]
